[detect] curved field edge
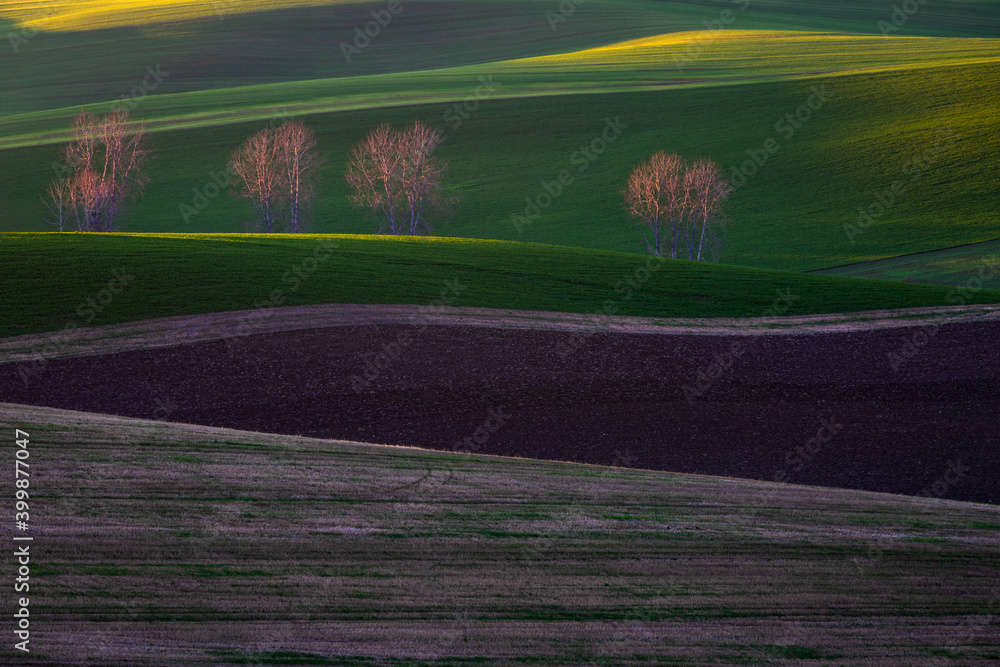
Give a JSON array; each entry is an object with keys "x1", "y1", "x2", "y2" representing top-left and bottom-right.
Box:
[
  {"x1": 0, "y1": 401, "x2": 998, "y2": 664},
  {"x1": 2, "y1": 233, "x2": 1000, "y2": 340},
  {"x1": 3, "y1": 302, "x2": 1000, "y2": 366},
  {"x1": 814, "y1": 237, "x2": 1000, "y2": 285},
  {"x1": 3, "y1": 32, "x2": 999, "y2": 150}
]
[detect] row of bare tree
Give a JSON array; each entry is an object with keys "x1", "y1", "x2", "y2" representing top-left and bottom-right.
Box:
[
  {"x1": 42, "y1": 112, "x2": 731, "y2": 263},
  {"x1": 43, "y1": 112, "x2": 452, "y2": 235},
  {"x1": 230, "y1": 120, "x2": 454, "y2": 235},
  {"x1": 624, "y1": 152, "x2": 732, "y2": 261}
]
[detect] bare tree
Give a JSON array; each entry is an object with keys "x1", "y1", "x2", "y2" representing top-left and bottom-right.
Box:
[
  {"x1": 684, "y1": 158, "x2": 731, "y2": 262},
  {"x1": 231, "y1": 121, "x2": 324, "y2": 232},
  {"x1": 273, "y1": 121, "x2": 324, "y2": 233},
  {"x1": 346, "y1": 121, "x2": 454, "y2": 235},
  {"x1": 624, "y1": 153, "x2": 730, "y2": 261},
  {"x1": 624, "y1": 151, "x2": 682, "y2": 257},
  {"x1": 43, "y1": 177, "x2": 73, "y2": 232},
  {"x1": 45, "y1": 110, "x2": 149, "y2": 232},
  {"x1": 397, "y1": 121, "x2": 450, "y2": 235},
  {"x1": 230, "y1": 128, "x2": 283, "y2": 232},
  {"x1": 345, "y1": 123, "x2": 403, "y2": 234},
  {"x1": 98, "y1": 110, "x2": 150, "y2": 231}
]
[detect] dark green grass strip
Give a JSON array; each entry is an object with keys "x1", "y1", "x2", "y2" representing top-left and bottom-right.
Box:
[{"x1": 1, "y1": 232, "x2": 998, "y2": 339}]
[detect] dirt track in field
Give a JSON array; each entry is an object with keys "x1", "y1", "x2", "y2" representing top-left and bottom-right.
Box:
[{"x1": 1, "y1": 312, "x2": 998, "y2": 504}]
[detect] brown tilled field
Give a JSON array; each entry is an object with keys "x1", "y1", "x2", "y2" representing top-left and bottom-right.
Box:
[{"x1": 2, "y1": 314, "x2": 997, "y2": 504}]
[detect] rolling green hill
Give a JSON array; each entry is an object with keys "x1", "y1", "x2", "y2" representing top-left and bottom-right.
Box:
[
  {"x1": 0, "y1": 0, "x2": 686, "y2": 117},
  {"x1": 2, "y1": 0, "x2": 996, "y2": 119},
  {"x1": 2, "y1": 233, "x2": 999, "y2": 339},
  {"x1": 2, "y1": 61, "x2": 997, "y2": 271},
  {"x1": 4, "y1": 30, "x2": 998, "y2": 149},
  {"x1": 8, "y1": 0, "x2": 998, "y2": 34},
  {"x1": 1, "y1": 2, "x2": 996, "y2": 274}
]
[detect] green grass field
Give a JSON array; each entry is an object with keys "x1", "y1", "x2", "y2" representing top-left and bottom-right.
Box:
[
  {"x1": 1, "y1": 1, "x2": 998, "y2": 276},
  {"x1": 2, "y1": 0, "x2": 997, "y2": 117},
  {"x1": 8, "y1": 0, "x2": 998, "y2": 34},
  {"x1": 4, "y1": 30, "x2": 997, "y2": 148},
  {"x1": 1, "y1": 402, "x2": 997, "y2": 665},
  {"x1": 3, "y1": 60, "x2": 998, "y2": 271},
  {"x1": 3, "y1": 233, "x2": 999, "y2": 339},
  {"x1": 0, "y1": 0, "x2": 685, "y2": 117}
]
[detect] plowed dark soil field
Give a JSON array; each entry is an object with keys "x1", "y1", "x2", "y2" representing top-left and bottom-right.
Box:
[{"x1": 2, "y1": 320, "x2": 998, "y2": 503}]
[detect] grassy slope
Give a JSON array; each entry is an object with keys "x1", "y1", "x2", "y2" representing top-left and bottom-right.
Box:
[
  {"x1": 9, "y1": 0, "x2": 1000, "y2": 33},
  {"x1": 1, "y1": 402, "x2": 998, "y2": 665},
  {"x1": 0, "y1": 0, "x2": 689, "y2": 117},
  {"x1": 815, "y1": 237, "x2": 1000, "y2": 285},
  {"x1": 2, "y1": 0, "x2": 998, "y2": 119},
  {"x1": 4, "y1": 31, "x2": 998, "y2": 148},
  {"x1": 4, "y1": 0, "x2": 358, "y2": 30},
  {"x1": 2, "y1": 233, "x2": 999, "y2": 339},
  {"x1": 2, "y1": 62, "x2": 998, "y2": 271}
]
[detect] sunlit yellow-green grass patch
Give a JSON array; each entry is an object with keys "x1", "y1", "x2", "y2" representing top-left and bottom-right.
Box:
[
  {"x1": 508, "y1": 30, "x2": 1000, "y2": 77},
  {"x1": 1, "y1": 0, "x2": 367, "y2": 31}
]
